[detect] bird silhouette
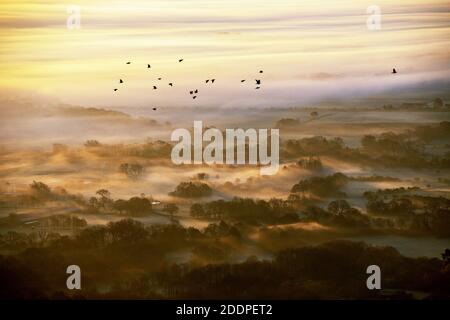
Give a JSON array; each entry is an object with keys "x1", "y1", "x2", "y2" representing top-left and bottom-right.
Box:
[
  {"x1": 255, "y1": 79, "x2": 261, "y2": 85},
  {"x1": 392, "y1": 68, "x2": 397, "y2": 74},
  {"x1": 193, "y1": 96, "x2": 197, "y2": 99},
  {"x1": 126, "y1": 62, "x2": 131, "y2": 64},
  {"x1": 255, "y1": 87, "x2": 260, "y2": 89},
  {"x1": 211, "y1": 79, "x2": 215, "y2": 83},
  {"x1": 179, "y1": 59, "x2": 183, "y2": 62},
  {"x1": 190, "y1": 91, "x2": 193, "y2": 95},
  {"x1": 169, "y1": 83, "x2": 173, "y2": 87},
  {"x1": 114, "y1": 89, "x2": 118, "y2": 91},
  {"x1": 259, "y1": 70, "x2": 263, "y2": 73},
  {"x1": 241, "y1": 80, "x2": 246, "y2": 82},
  {"x1": 119, "y1": 79, "x2": 123, "y2": 83},
  {"x1": 206, "y1": 80, "x2": 209, "y2": 83},
  {"x1": 153, "y1": 86, "x2": 157, "y2": 90},
  {"x1": 194, "y1": 89, "x2": 198, "y2": 93},
  {"x1": 147, "y1": 64, "x2": 151, "y2": 68},
  {"x1": 153, "y1": 107, "x2": 157, "y2": 111}
]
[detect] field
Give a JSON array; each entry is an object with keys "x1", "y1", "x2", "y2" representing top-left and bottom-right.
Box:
[{"x1": 1, "y1": 100, "x2": 449, "y2": 298}]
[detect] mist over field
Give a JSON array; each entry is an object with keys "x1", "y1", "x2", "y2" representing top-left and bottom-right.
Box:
[{"x1": 1, "y1": 91, "x2": 450, "y2": 299}]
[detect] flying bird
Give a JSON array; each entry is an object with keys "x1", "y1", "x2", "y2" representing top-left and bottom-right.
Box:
[
  {"x1": 392, "y1": 68, "x2": 397, "y2": 74},
  {"x1": 211, "y1": 79, "x2": 215, "y2": 83},
  {"x1": 153, "y1": 86, "x2": 157, "y2": 90},
  {"x1": 119, "y1": 79, "x2": 123, "y2": 83},
  {"x1": 193, "y1": 96, "x2": 197, "y2": 99},
  {"x1": 206, "y1": 80, "x2": 209, "y2": 83},
  {"x1": 114, "y1": 89, "x2": 118, "y2": 91},
  {"x1": 241, "y1": 80, "x2": 246, "y2": 82},
  {"x1": 126, "y1": 62, "x2": 131, "y2": 64},
  {"x1": 179, "y1": 59, "x2": 184, "y2": 62},
  {"x1": 190, "y1": 91, "x2": 193, "y2": 95},
  {"x1": 259, "y1": 70, "x2": 263, "y2": 73},
  {"x1": 255, "y1": 87, "x2": 260, "y2": 89},
  {"x1": 147, "y1": 64, "x2": 151, "y2": 68},
  {"x1": 153, "y1": 107, "x2": 157, "y2": 111},
  {"x1": 255, "y1": 79, "x2": 261, "y2": 85},
  {"x1": 158, "y1": 77, "x2": 162, "y2": 80},
  {"x1": 194, "y1": 89, "x2": 198, "y2": 93},
  {"x1": 169, "y1": 83, "x2": 173, "y2": 86}
]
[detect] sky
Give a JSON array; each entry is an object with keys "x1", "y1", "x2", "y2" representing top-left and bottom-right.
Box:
[{"x1": 0, "y1": 0, "x2": 449, "y2": 108}]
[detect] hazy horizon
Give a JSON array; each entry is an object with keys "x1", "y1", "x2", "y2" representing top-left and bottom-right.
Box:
[{"x1": 1, "y1": 0, "x2": 449, "y2": 108}]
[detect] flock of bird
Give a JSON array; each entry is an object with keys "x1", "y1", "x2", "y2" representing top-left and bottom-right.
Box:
[
  {"x1": 113, "y1": 59, "x2": 265, "y2": 109},
  {"x1": 113, "y1": 59, "x2": 398, "y2": 111}
]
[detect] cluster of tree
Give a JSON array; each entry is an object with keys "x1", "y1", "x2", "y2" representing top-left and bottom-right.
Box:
[
  {"x1": 38, "y1": 214, "x2": 87, "y2": 230},
  {"x1": 1, "y1": 215, "x2": 449, "y2": 299},
  {"x1": 0, "y1": 218, "x2": 247, "y2": 299},
  {"x1": 350, "y1": 175, "x2": 400, "y2": 182},
  {"x1": 118, "y1": 163, "x2": 145, "y2": 179},
  {"x1": 283, "y1": 136, "x2": 354, "y2": 159},
  {"x1": 382, "y1": 99, "x2": 448, "y2": 111},
  {"x1": 363, "y1": 187, "x2": 421, "y2": 200},
  {"x1": 190, "y1": 197, "x2": 298, "y2": 225},
  {"x1": 146, "y1": 241, "x2": 450, "y2": 299},
  {"x1": 361, "y1": 133, "x2": 422, "y2": 158},
  {"x1": 1, "y1": 181, "x2": 86, "y2": 208},
  {"x1": 59, "y1": 106, "x2": 133, "y2": 118},
  {"x1": 170, "y1": 182, "x2": 213, "y2": 198},
  {"x1": 298, "y1": 197, "x2": 450, "y2": 237},
  {"x1": 411, "y1": 121, "x2": 450, "y2": 143},
  {"x1": 87, "y1": 140, "x2": 172, "y2": 159},
  {"x1": 1, "y1": 182, "x2": 155, "y2": 218},
  {"x1": 281, "y1": 122, "x2": 450, "y2": 169},
  {"x1": 112, "y1": 197, "x2": 152, "y2": 216},
  {"x1": 364, "y1": 189, "x2": 449, "y2": 214},
  {"x1": 195, "y1": 172, "x2": 210, "y2": 180},
  {"x1": 162, "y1": 203, "x2": 179, "y2": 217},
  {"x1": 301, "y1": 200, "x2": 371, "y2": 229},
  {"x1": 84, "y1": 140, "x2": 102, "y2": 147},
  {"x1": 290, "y1": 173, "x2": 348, "y2": 199},
  {"x1": 29, "y1": 181, "x2": 52, "y2": 198},
  {"x1": 0, "y1": 215, "x2": 87, "y2": 251},
  {"x1": 275, "y1": 118, "x2": 300, "y2": 128},
  {"x1": 363, "y1": 191, "x2": 450, "y2": 237},
  {"x1": 86, "y1": 189, "x2": 152, "y2": 216},
  {"x1": 297, "y1": 157, "x2": 323, "y2": 171},
  {"x1": 359, "y1": 124, "x2": 450, "y2": 168}
]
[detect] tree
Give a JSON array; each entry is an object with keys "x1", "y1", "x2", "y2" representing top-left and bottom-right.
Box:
[
  {"x1": 30, "y1": 181, "x2": 51, "y2": 198},
  {"x1": 125, "y1": 197, "x2": 152, "y2": 215},
  {"x1": 96, "y1": 189, "x2": 110, "y2": 199},
  {"x1": 163, "y1": 203, "x2": 179, "y2": 217},
  {"x1": 433, "y1": 98, "x2": 444, "y2": 109},
  {"x1": 119, "y1": 163, "x2": 145, "y2": 179},
  {"x1": 94, "y1": 189, "x2": 112, "y2": 210},
  {"x1": 77, "y1": 225, "x2": 108, "y2": 248},
  {"x1": 361, "y1": 135, "x2": 377, "y2": 151},
  {"x1": 170, "y1": 182, "x2": 213, "y2": 198},
  {"x1": 107, "y1": 219, "x2": 148, "y2": 244},
  {"x1": 328, "y1": 200, "x2": 351, "y2": 215},
  {"x1": 442, "y1": 249, "x2": 450, "y2": 265},
  {"x1": 190, "y1": 203, "x2": 206, "y2": 217},
  {"x1": 84, "y1": 140, "x2": 101, "y2": 147}
]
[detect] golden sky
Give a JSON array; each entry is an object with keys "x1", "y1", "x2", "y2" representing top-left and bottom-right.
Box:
[{"x1": 0, "y1": 0, "x2": 449, "y2": 107}]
